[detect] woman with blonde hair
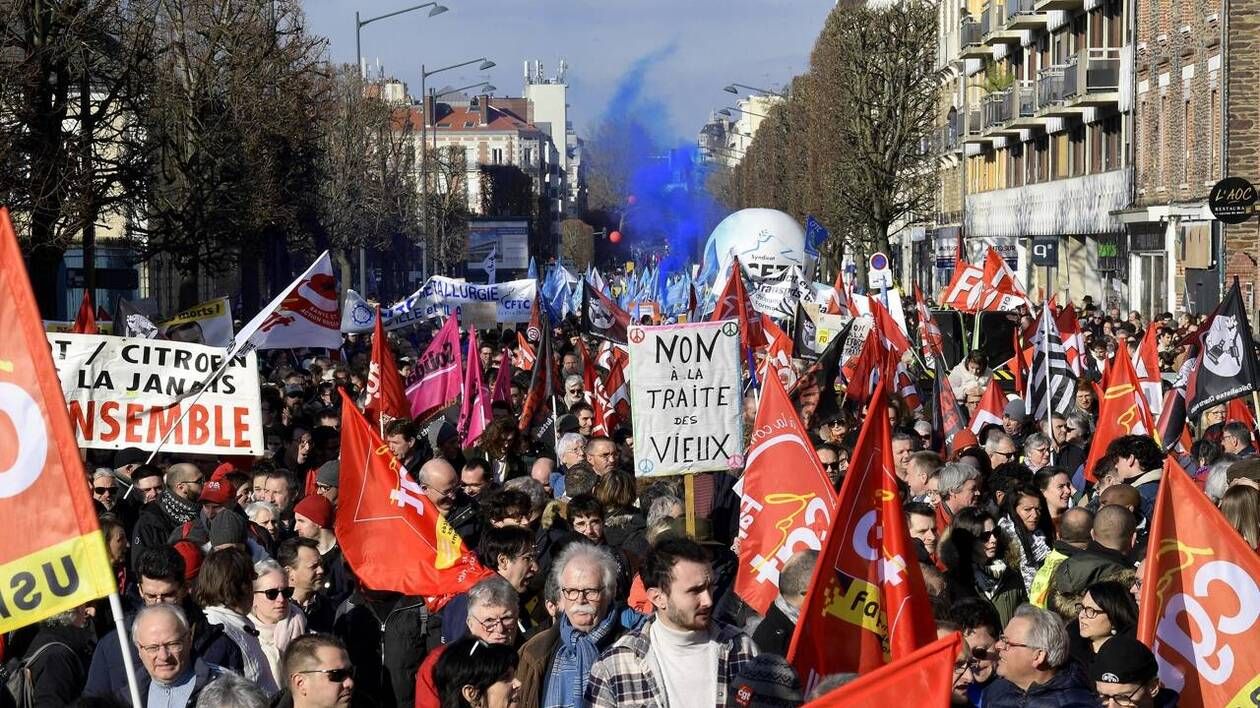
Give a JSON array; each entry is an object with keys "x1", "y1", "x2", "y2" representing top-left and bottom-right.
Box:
[{"x1": 1220, "y1": 485, "x2": 1260, "y2": 549}]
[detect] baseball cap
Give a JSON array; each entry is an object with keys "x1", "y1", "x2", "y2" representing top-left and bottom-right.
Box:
[
  {"x1": 728, "y1": 654, "x2": 803, "y2": 707},
  {"x1": 1004, "y1": 398, "x2": 1029, "y2": 421},
  {"x1": 113, "y1": 447, "x2": 148, "y2": 469},
  {"x1": 1089, "y1": 635, "x2": 1158, "y2": 685},
  {"x1": 199, "y1": 480, "x2": 233, "y2": 506}
]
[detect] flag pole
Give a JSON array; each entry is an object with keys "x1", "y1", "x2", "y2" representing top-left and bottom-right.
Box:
[
  {"x1": 1042, "y1": 304, "x2": 1055, "y2": 466},
  {"x1": 109, "y1": 592, "x2": 144, "y2": 708}
]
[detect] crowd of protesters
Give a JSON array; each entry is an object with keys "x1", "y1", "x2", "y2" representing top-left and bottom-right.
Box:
[{"x1": 3, "y1": 294, "x2": 1254, "y2": 708}]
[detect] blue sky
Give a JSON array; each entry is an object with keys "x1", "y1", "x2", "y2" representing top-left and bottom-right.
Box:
[{"x1": 302, "y1": 0, "x2": 836, "y2": 144}]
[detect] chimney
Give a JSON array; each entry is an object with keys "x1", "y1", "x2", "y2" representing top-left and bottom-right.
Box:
[{"x1": 478, "y1": 95, "x2": 490, "y2": 125}]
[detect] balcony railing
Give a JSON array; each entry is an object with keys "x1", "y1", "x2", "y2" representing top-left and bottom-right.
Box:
[
  {"x1": 1037, "y1": 65, "x2": 1068, "y2": 106},
  {"x1": 980, "y1": 0, "x2": 1007, "y2": 35},
  {"x1": 961, "y1": 17, "x2": 983, "y2": 46},
  {"x1": 981, "y1": 91, "x2": 1011, "y2": 130},
  {"x1": 1072, "y1": 47, "x2": 1121, "y2": 94},
  {"x1": 1006, "y1": 0, "x2": 1042, "y2": 23},
  {"x1": 966, "y1": 108, "x2": 983, "y2": 136},
  {"x1": 1005, "y1": 80, "x2": 1036, "y2": 119}
]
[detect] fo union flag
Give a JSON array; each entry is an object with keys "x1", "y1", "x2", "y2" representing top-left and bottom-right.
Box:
[
  {"x1": 788, "y1": 376, "x2": 935, "y2": 692},
  {"x1": 0, "y1": 207, "x2": 115, "y2": 633},
  {"x1": 1138, "y1": 457, "x2": 1260, "y2": 707},
  {"x1": 735, "y1": 365, "x2": 838, "y2": 616}
]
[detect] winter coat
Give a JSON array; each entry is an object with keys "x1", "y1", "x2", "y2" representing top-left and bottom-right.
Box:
[
  {"x1": 202, "y1": 605, "x2": 279, "y2": 696},
  {"x1": 18, "y1": 623, "x2": 96, "y2": 708},
  {"x1": 515, "y1": 610, "x2": 633, "y2": 708},
  {"x1": 335, "y1": 591, "x2": 438, "y2": 708},
  {"x1": 982, "y1": 663, "x2": 1098, "y2": 708},
  {"x1": 750, "y1": 600, "x2": 797, "y2": 658}
]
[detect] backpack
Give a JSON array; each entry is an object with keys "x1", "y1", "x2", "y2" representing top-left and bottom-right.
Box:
[{"x1": 3, "y1": 641, "x2": 70, "y2": 708}]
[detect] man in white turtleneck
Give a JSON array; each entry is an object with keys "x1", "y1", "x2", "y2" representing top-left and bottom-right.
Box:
[{"x1": 586, "y1": 536, "x2": 759, "y2": 707}]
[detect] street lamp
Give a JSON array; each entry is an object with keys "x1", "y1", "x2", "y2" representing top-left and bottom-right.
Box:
[
  {"x1": 433, "y1": 81, "x2": 496, "y2": 100},
  {"x1": 723, "y1": 82, "x2": 786, "y2": 98},
  {"x1": 422, "y1": 58, "x2": 497, "y2": 149},
  {"x1": 353, "y1": 1, "x2": 448, "y2": 295},
  {"x1": 718, "y1": 106, "x2": 770, "y2": 119}
]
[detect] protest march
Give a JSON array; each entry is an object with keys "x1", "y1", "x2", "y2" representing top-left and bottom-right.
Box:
[{"x1": 4, "y1": 199, "x2": 1260, "y2": 708}]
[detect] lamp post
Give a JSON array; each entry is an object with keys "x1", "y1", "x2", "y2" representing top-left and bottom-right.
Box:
[
  {"x1": 718, "y1": 106, "x2": 770, "y2": 120},
  {"x1": 433, "y1": 81, "x2": 496, "y2": 100},
  {"x1": 723, "y1": 82, "x2": 787, "y2": 98},
  {"x1": 353, "y1": 2, "x2": 447, "y2": 295}
]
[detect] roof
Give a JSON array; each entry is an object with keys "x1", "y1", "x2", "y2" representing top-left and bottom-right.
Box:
[{"x1": 435, "y1": 103, "x2": 542, "y2": 134}]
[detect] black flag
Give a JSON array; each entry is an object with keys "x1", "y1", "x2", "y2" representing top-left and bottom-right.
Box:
[
  {"x1": 792, "y1": 301, "x2": 822, "y2": 361},
  {"x1": 581, "y1": 282, "x2": 630, "y2": 345},
  {"x1": 519, "y1": 310, "x2": 561, "y2": 439},
  {"x1": 1186, "y1": 279, "x2": 1260, "y2": 420},
  {"x1": 806, "y1": 318, "x2": 853, "y2": 425}
]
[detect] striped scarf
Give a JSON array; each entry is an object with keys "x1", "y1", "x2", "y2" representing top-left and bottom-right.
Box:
[{"x1": 542, "y1": 610, "x2": 616, "y2": 708}]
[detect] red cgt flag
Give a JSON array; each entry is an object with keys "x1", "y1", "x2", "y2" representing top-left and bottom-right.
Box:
[
  {"x1": 788, "y1": 376, "x2": 936, "y2": 691},
  {"x1": 1083, "y1": 348, "x2": 1155, "y2": 481},
  {"x1": 337, "y1": 391, "x2": 491, "y2": 607},
  {"x1": 710, "y1": 256, "x2": 766, "y2": 353},
  {"x1": 805, "y1": 632, "x2": 962, "y2": 707},
  {"x1": 1138, "y1": 457, "x2": 1260, "y2": 707},
  {"x1": 71, "y1": 288, "x2": 98, "y2": 334},
  {"x1": 735, "y1": 367, "x2": 839, "y2": 616},
  {"x1": 0, "y1": 207, "x2": 116, "y2": 634},
  {"x1": 969, "y1": 376, "x2": 1007, "y2": 434},
  {"x1": 363, "y1": 310, "x2": 409, "y2": 425}
]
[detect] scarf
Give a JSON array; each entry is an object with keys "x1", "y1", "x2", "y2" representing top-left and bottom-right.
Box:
[
  {"x1": 159, "y1": 490, "x2": 199, "y2": 525},
  {"x1": 773, "y1": 593, "x2": 801, "y2": 624},
  {"x1": 974, "y1": 559, "x2": 1007, "y2": 599},
  {"x1": 542, "y1": 610, "x2": 617, "y2": 708}
]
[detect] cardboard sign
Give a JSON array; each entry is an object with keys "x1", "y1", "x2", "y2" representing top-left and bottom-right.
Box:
[
  {"x1": 160, "y1": 296, "x2": 234, "y2": 347},
  {"x1": 47, "y1": 334, "x2": 264, "y2": 456},
  {"x1": 628, "y1": 320, "x2": 743, "y2": 476}
]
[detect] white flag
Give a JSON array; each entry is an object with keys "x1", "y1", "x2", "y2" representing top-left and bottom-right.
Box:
[{"x1": 228, "y1": 251, "x2": 340, "y2": 359}]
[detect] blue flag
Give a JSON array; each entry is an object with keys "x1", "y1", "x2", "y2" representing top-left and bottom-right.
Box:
[
  {"x1": 805, "y1": 215, "x2": 829, "y2": 256},
  {"x1": 527, "y1": 257, "x2": 538, "y2": 281}
]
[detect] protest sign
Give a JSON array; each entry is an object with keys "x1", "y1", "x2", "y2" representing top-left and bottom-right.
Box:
[
  {"x1": 342, "y1": 278, "x2": 538, "y2": 333},
  {"x1": 159, "y1": 296, "x2": 234, "y2": 347},
  {"x1": 628, "y1": 320, "x2": 743, "y2": 476},
  {"x1": 47, "y1": 333, "x2": 264, "y2": 456},
  {"x1": 815, "y1": 312, "x2": 854, "y2": 351},
  {"x1": 749, "y1": 266, "x2": 808, "y2": 321}
]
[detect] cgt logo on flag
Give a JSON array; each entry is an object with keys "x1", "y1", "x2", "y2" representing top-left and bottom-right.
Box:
[{"x1": 265, "y1": 272, "x2": 339, "y2": 332}]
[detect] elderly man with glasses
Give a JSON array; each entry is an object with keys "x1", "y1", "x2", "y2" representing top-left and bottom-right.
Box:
[
  {"x1": 414, "y1": 577, "x2": 523, "y2": 705},
  {"x1": 983, "y1": 604, "x2": 1095, "y2": 707},
  {"x1": 128, "y1": 604, "x2": 227, "y2": 706}
]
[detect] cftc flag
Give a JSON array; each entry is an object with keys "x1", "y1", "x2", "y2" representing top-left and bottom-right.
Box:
[
  {"x1": 0, "y1": 207, "x2": 116, "y2": 633},
  {"x1": 1185, "y1": 279, "x2": 1260, "y2": 421}
]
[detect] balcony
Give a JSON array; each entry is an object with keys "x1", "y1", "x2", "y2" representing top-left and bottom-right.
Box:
[
  {"x1": 1004, "y1": 80, "x2": 1041, "y2": 129},
  {"x1": 1034, "y1": 0, "x2": 1082, "y2": 13},
  {"x1": 960, "y1": 18, "x2": 991, "y2": 58},
  {"x1": 1065, "y1": 47, "x2": 1122, "y2": 106},
  {"x1": 1036, "y1": 65, "x2": 1068, "y2": 107},
  {"x1": 981, "y1": 91, "x2": 1011, "y2": 131},
  {"x1": 1006, "y1": 0, "x2": 1048, "y2": 29},
  {"x1": 932, "y1": 124, "x2": 961, "y2": 155},
  {"x1": 963, "y1": 108, "x2": 993, "y2": 144},
  {"x1": 981, "y1": 0, "x2": 1023, "y2": 44}
]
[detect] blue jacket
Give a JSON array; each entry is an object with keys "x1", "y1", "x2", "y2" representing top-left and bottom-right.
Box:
[{"x1": 982, "y1": 663, "x2": 1097, "y2": 708}]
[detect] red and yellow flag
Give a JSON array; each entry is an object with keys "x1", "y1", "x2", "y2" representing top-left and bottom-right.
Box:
[
  {"x1": 0, "y1": 207, "x2": 115, "y2": 633},
  {"x1": 805, "y1": 632, "x2": 961, "y2": 707},
  {"x1": 1138, "y1": 458, "x2": 1260, "y2": 707},
  {"x1": 1083, "y1": 348, "x2": 1155, "y2": 481}
]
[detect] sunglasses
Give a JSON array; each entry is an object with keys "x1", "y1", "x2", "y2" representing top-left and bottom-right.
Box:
[
  {"x1": 255, "y1": 587, "x2": 295, "y2": 601},
  {"x1": 94, "y1": 486, "x2": 118, "y2": 495},
  {"x1": 295, "y1": 667, "x2": 354, "y2": 683}
]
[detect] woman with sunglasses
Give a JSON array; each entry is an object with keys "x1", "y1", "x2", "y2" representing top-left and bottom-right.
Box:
[
  {"x1": 939, "y1": 507, "x2": 1028, "y2": 627},
  {"x1": 250, "y1": 559, "x2": 308, "y2": 689},
  {"x1": 435, "y1": 636, "x2": 522, "y2": 708},
  {"x1": 1069, "y1": 580, "x2": 1138, "y2": 667}
]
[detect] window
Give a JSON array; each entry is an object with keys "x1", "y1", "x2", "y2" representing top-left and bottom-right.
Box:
[
  {"x1": 1151, "y1": 101, "x2": 1162, "y2": 189},
  {"x1": 1009, "y1": 144, "x2": 1025, "y2": 187},
  {"x1": 1103, "y1": 114, "x2": 1122, "y2": 171},
  {"x1": 1053, "y1": 132, "x2": 1070, "y2": 179},
  {"x1": 523, "y1": 147, "x2": 533, "y2": 165},
  {"x1": 492, "y1": 148, "x2": 503, "y2": 164},
  {"x1": 1070, "y1": 123, "x2": 1086, "y2": 176}
]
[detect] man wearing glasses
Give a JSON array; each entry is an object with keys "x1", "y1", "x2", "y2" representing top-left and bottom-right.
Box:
[
  {"x1": 518, "y1": 544, "x2": 635, "y2": 708},
  {"x1": 91, "y1": 468, "x2": 120, "y2": 512},
  {"x1": 415, "y1": 577, "x2": 522, "y2": 705},
  {"x1": 283, "y1": 633, "x2": 356, "y2": 708},
  {"x1": 131, "y1": 463, "x2": 204, "y2": 574},
  {"x1": 1088, "y1": 635, "x2": 1169, "y2": 708},
  {"x1": 982, "y1": 604, "x2": 1095, "y2": 707},
  {"x1": 128, "y1": 604, "x2": 226, "y2": 706}
]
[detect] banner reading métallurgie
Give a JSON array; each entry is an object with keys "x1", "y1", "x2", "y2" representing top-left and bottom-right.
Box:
[
  {"x1": 47, "y1": 333, "x2": 264, "y2": 456},
  {"x1": 0, "y1": 207, "x2": 115, "y2": 634},
  {"x1": 628, "y1": 320, "x2": 743, "y2": 476}
]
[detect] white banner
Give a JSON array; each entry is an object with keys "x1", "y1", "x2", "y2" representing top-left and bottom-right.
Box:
[
  {"x1": 341, "y1": 278, "x2": 537, "y2": 333},
  {"x1": 628, "y1": 320, "x2": 743, "y2": 476},
  {"x1": 47, "y1": 333, "x2": 264, "y2": 457},
  {"x1": 749, "y1": 267, "x2": 808, "y2": 321}
]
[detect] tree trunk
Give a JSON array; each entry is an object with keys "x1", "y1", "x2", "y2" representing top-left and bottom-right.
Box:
[{"x1": 28, "y1": 246, "x2": 66, "y2": 318}]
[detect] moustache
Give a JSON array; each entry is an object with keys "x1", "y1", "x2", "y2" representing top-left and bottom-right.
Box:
[{"x1": 570, "y1": 603, "x2": 598, "y2": 615}]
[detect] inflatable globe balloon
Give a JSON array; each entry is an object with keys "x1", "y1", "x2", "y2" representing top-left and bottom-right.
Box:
[{"x1": 700, "y1": 208, "x2": 807, "y2": 291}]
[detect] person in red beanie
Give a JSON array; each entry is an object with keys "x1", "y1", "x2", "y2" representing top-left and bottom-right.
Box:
[{"x1": 293, "y1": 494, "x2": 354, "y2": 605}]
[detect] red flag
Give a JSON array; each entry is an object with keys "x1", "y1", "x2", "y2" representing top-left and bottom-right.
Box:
[
  {"x1": 940, "y1": 260, "x2": 1025, "y2": 313},
  {"x1": 735, "y1": 370, "x2": 839, "y2": 615},
  {"x1": 869, "y1": 296, "x2": 911, "y2": 357},
  {"x1": 841, "y1": 327, "x2": 884, "y2": 406},
  {"x1": 805, "y1": 632, "x2": 961, "y2": 707},
  {"x1": 491, "y1": 349, "x2": 513, "y2": 405},
  {"x1": 525, "y1": 293, "x2": 542, "y2": 344},
  {"x1": 405, "y1": 316, "x2": 463, "y2": 421},
  {"x1": 757, "y1": 314, "x2": 797, "y2": 390},
  {"x1": 0, "y1": 207, "x2": 116, "y2": 633},
  {"x1": 1138, "y1": 457, "x2": 1260, "y2": 707},
  {"x1": 71, "y1": 288, "x2": 98, "y2": 334},
  {"x1": 982, "y1": 246, "x2": 1026, "y2": 299},
  {"x1": 913, "y1": 284, "x2": 942, "y2": 358},
  {"x1": 1133, "y1": 324, "x2": 1164, "y2": 416},
  {"x1": 576, "y1": 338, "x2": 599, "y2": 400},
  {"x1": 337, "y1": 391, "x2": 491, "y2": 607},
  {"x1": 458, "y1": 329, "x2": 492, "y2": 447},
  {"x1": 711, "y1": 256, "x2": 766, "y2": 353},
  {"x1": 1082, "y1": 349, "x2": 1155, "y2": 481},
  {"x1": 788, "y1": 376, "x2": 936, "y2": 684},
  {"x1": 596, "y1": 348, "x2": 630, "y2": 434},
  {"x1": 1054, "y1": 304, "x2": 1086, "y2": 375},
  {"x1": 969, "y1": 377, "x2": 1006, "y2": 434},
  {"x1": 513, "y1": 336, "x2": 536, "y2": 372},
  {"x1": 1226, "y1": 396, "x2": 1258, "y2": 435},
  {"x1": 363, "y1": 311, "x2": 409, "y2": 425},
  {"x1": 933, "y1": 355, "x2": 970, "y2": 453}
]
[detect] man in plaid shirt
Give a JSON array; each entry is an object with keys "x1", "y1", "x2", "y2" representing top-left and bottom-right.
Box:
[{"x1": 585, "y1": 537, "x2": 758, "y2": 707}]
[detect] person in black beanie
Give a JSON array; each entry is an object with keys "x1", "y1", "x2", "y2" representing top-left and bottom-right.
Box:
[{"x1": 1088, "y1": 635, "x2": 1176, "y2": 708}]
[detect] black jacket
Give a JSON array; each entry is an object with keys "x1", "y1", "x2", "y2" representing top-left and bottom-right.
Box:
[
  {"x1": 130, "y1": 499, "x2": 185, "y2": 573},
  {"x1": 982, "y1": 662, "x2": 1097, "y2": 708},
  {"x1": 20, "y1": 623, "x2": 96, "y2": 708},
  {"x1": 334, "y1": 591, "x2": 438, "y2": 708},
  {"x1": 85, "y1": 601, "x2": 243, "y2": 698},
  {"x1": 751, "y1": 601, "x2": 797, "y2": 658}
]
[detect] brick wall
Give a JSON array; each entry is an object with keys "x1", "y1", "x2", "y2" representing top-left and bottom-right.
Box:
[{"x1": 1224, "y1": 0, "x2": 1260, "y2": 285}]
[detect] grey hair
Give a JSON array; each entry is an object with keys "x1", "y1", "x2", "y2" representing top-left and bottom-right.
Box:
[
  {"x1": 1012, "y1": 603, "x2": 1069, "y2": 668},
  {"x1": 504, "y1": 477, "x2": 548, "y2": 512},
  {"x1": 564, "y1": 374, "x2": 583, "y2": 390},
  {"x1": 779, "y1": 549, "x2": 819, "y2": 598},
  {"x1": 1205, "y1": 459, "x2": 1234, "y2": 502},
  {"x1": 556, "y1": 432, "x2": 586, "y2": 458},
  {"x1": 253, "y1": 559, "x2": 285, "y2": 582},
  {"x1": 984, "y1": 431, "x2": 1014, "y2": 454},
  {"x1": 937, "y1": 462, "x2": 980, "y2": 497},
  {"x1": 195, "y1": 670, "x2": 268, "y2": 708},
  {"x1": 244, "y1": 501, "x2": 279, "y2": 523},
  {"x1": 550, "y1": 542, "x2": 618, "y2": 596},
  {"x1": 466, "y1": 576, "x2": 519, "y2": 612},
  {"x1": 1024, "y1": 432, "x2": 1052, "y2": 456},
  {"x1": 646, "y1": 494, "x2": 684, "y2": 528},
  {"x1": 132, "y1": 603, "x2": 190, "y2": 640},
  {"x1": 92, "y1": 467, "x2": 116, "y2": 482},
  {"x1": 1066, "y1": 410, "x2": 1093, "y2": 437},
  {"x1": 544, "y1": 566, "x2": 562, "y2": 606}
]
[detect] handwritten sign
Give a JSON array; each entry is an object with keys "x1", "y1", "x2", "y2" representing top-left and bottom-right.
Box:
[{"x1": 628, "y1": 320, "x2": 743, "y2": 476}]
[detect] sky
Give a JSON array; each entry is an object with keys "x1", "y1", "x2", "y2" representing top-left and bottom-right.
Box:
[{"x1": 302, "y1": 0, "x2": 836, "y2": 144}]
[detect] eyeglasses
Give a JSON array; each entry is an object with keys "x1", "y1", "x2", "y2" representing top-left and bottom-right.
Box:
[
  {"x1": 991, "y1": 450, "x2": 1016, "y2": 459},
  {"x1": 560, "y1": 587, "x2": 604, "y2": 602},
  {"x1": 827, "y1": 421, "x2": 844, "y2": 428},
  {"x1": 997, "y1": 635, "x2": 1036, "y2": 651},
  {"x1": 1093, "y1": 685, "x2": 1146, "y2": 707},
  {"x1": 423, "y1": 484, "x2": 456, "y2": 499},
  {"x1": 978, "y1": 530, "x2": 998, "y2": 540},
  {"x1": 295, "y1": 667, "x2": 355, "y2": 683},
  {"x1": 471, "y1": 614, "x2": 517, "y2": 632},
  {"x1": 137, "y1": 634, "x2": 187, "y2": 656},
  {"x1": 184, "y1": 477, "x2": 205, "y2": 486},
  {"x1": 94, "y1": 486, "x2": 118, "y2": 495},
  {"x1": 255, "y1": 587, "x2": 295, "y2": 601},
  {"x1": 1076, "y1": 603, "x2": 1105, "y2": 620},
  {"x1": 140, "y1": 590, "x2": 182, "y2": 604}
]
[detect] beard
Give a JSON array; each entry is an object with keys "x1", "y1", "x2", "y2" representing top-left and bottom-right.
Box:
[{"x1": 664, "y1": 603, "x2": 712, "y2": 632}]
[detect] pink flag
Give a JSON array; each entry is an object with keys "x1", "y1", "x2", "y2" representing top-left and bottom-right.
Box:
[
  {"x1": 406, "y1": 316, "x2": 463, "y2": 421},
  {"x1": 458, "y1": 329, "x2": 492, "y2": 446},
  {"x1": 491, "y1": 349, "x2": 513, "y2": 405}
]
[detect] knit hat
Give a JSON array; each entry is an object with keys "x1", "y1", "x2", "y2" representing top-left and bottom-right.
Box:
[
  {"x1": 210, "y1": 462, "x2": 239, "y2": 483},
  {"x1": 113, "y1": 447, "x2": 148, "y2": 469},
  {"x1": 316, "y1": 460, "x2": 340, "y2": 488},
  {"x1": 173, "y1": 540, "x2": 204, "y2": 581},
  {"x1": 556, "y1": 414, "x2": 581, "y2": 435},
  {"x1": 728, "y1": 654, "x2": 804, "y2": 707},
  {"x1": 1004, "y1": 398, "x2": 1029, "y2": 421},
  {"x1": 1089, "y1": 635, "x2": 1158, "y2": 685},
  {"x1": 428, "y1": 420, "x2": 459, "y2": 449},
  {"x1": 948, "y1": 429, "x2": 980, "y2": 457},
  {"x1": 199, "y1": 479, "x2": 233, "y2": 506},
  {"x1": 209, "y1": 510, "x2": 248, "y2": 547},
  {"x1": 294, "y1": 494, "x2": 334, "y2": 529},
  {"x1": 1227, "y1": 459, "x2": 1260, "y2": 486}
]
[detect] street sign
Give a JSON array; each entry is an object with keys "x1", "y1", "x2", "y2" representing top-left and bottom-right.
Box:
[
  {"x1": 1209, "y1": 177, "x2": 1257, "y2": 224},
  {"x1": 65, "y1": 267, "x2": 138, "y2": 290},
  {"x1": 1031, "y1": 238, "x2": 1059, "y2": 266},
  {"x1": 867, "y1": 251, "x2": 893, "y2": 291}
]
